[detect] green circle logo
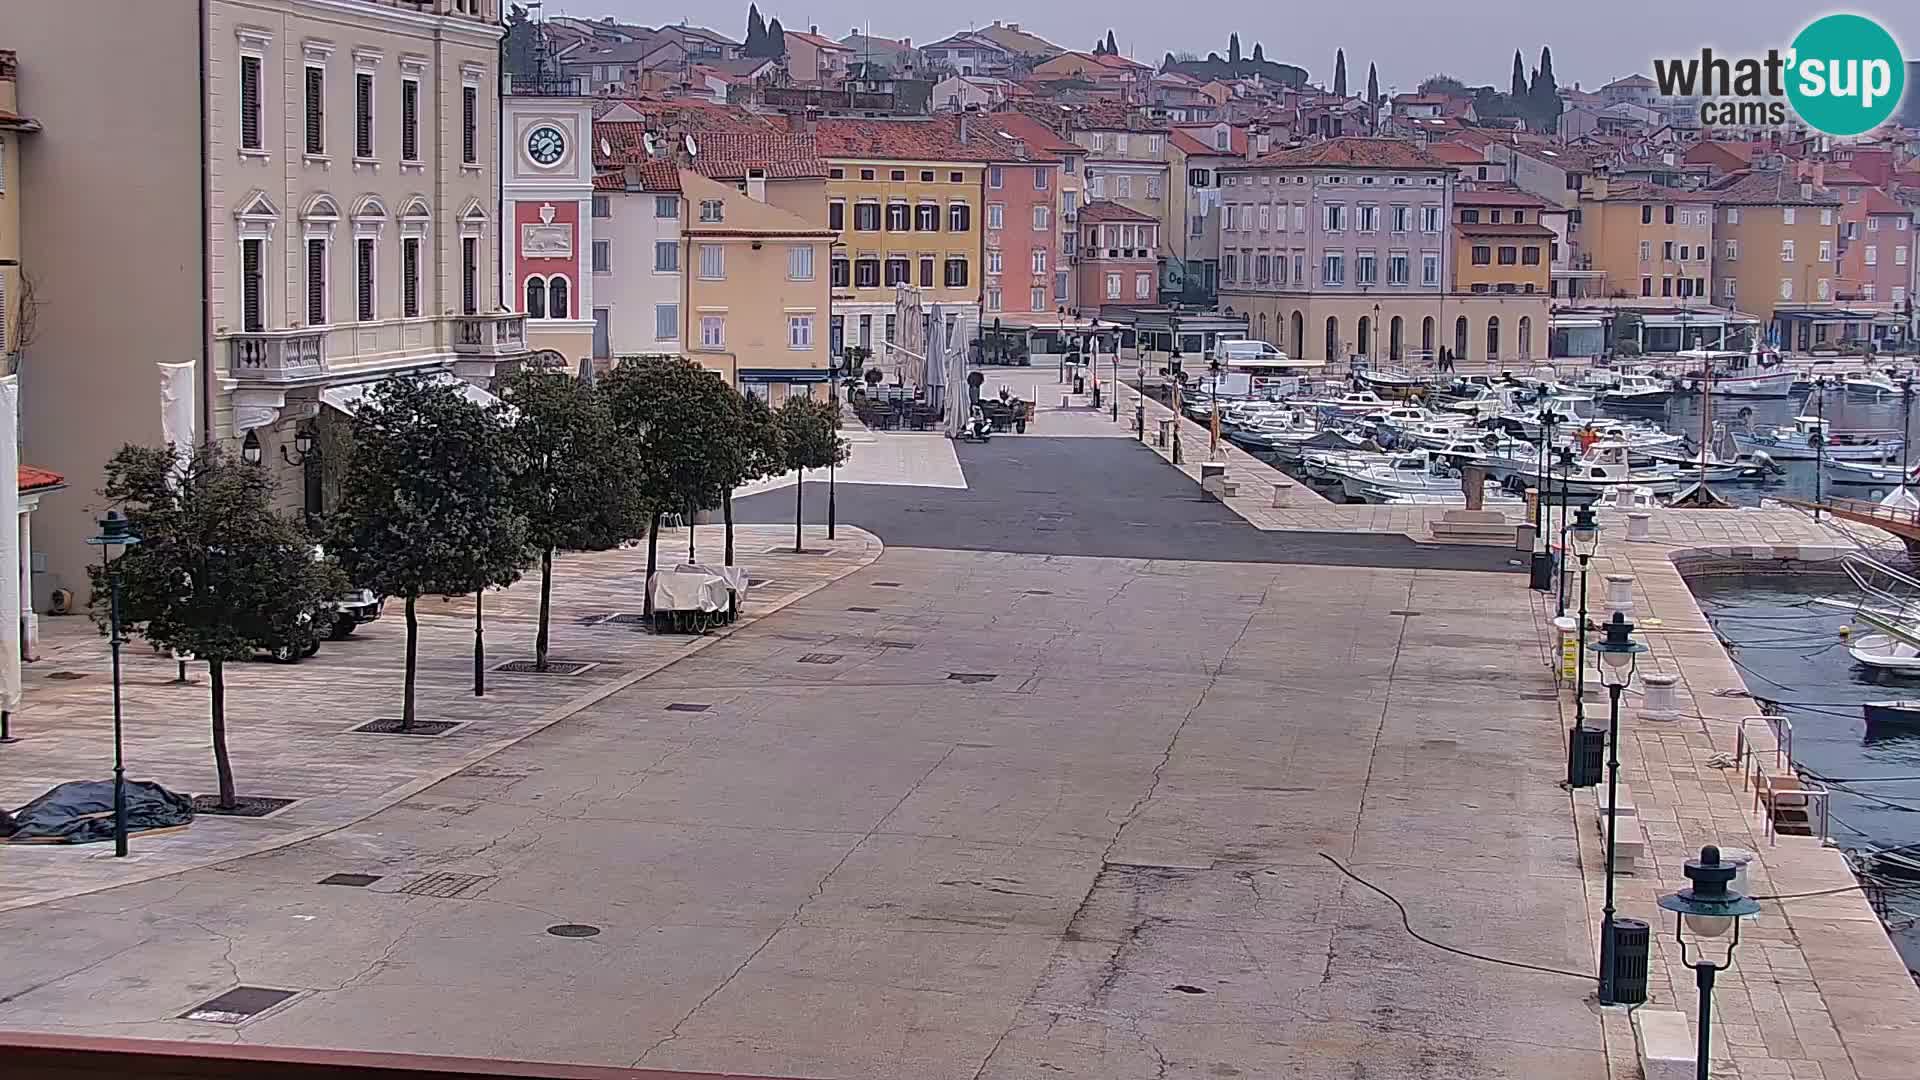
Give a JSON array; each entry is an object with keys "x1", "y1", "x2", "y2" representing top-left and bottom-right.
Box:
[{"x1": 1786, "y1": 14, "x2": 1906, "y2": 137}]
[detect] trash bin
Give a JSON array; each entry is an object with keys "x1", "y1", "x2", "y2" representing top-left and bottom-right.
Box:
[
  {"x1": 1091, "y1": 385, "x2": 1102, "y2": 409},
  {"x1": 1074, "y1": 375, "x2": 1086, "y2": 395},
  {"x1": 1156, "y1": 419, "x2": 1172, "y2": 447}
]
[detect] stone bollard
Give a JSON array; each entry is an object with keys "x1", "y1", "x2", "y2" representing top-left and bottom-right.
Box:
[
  {"x1": 1157, "y1": 419, "x2": 1172, "y2": 448},
  {"x1": 1272, "y1": 480, "x2": 1295, "y2": 508},
  {"x1": 1605, "y1": 573, "x2": 1636, "y2": 621},
  {"x1": 1062, "y1": 394, "x2": 1071, "y2": 410},
  {"x1": 1553, "y1": 616, "x2": 1578, "y2": 683},
  {"x1": 1524, "y1": 487, "x2": 1539, "y2": 521},
  {"x1": 1626, "y1": 511, "x2": 1651, "y2": 542},
  {"x1": 1639, "y1": 672, "x2": 1680, "y2": 721}
]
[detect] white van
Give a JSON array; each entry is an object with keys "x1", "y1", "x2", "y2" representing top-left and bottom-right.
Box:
[{"x1": 1211, "y1": 339, "x2": 1290, "y2": 365}]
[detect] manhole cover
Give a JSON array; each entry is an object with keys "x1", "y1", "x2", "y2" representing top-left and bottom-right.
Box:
[
  {"x1": 547, "y1": 923, "x2": 602, "y2": 938},
  {"x1": 398, "y1": 872, "x2": 491, "y2": 899},
  {"x1": 349, "y1": 718, "x2": 464, "y2": 737},
  {"x1": 665, "y1": 703, "x2": 710, "y2": 712},
  {"x1": 492, "y1": 659, "x2": 598, "y2": 675},
  {"x1": 871, "y1": 581, "x2": 903, "y2": 587},
  {"x1": 318, "y1": 873, "x2": 382, "y2": 888},
  {"x1": 847, "y1": 606, "x2": 880, "y2": 613},
  {"x1": 948, "y1": 673, "x2": 998, "y2": 684},
  {"x1": 798, "y1": 653, "x2": 842, "y2": 665},
  {"x1": 192, "y1": 794, "x2": 296, "y2": 818},
  {"x1": 46, "y1": 671, "x2": 87, "y2": 681},
  {"x1": 183, "y1": 986, "x2": 297, "y2": 1024}
]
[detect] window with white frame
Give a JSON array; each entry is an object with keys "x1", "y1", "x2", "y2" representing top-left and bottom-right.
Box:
[
  {"x1": 354, "y1": 71, "x2": 374, "y2": 158},
  {"x1": 1035, "y1": 169, "x2": 1049, "y2": 191},
  {"x1": 700, "y1": 199, "x2": 723, "y2": 223},
  {"x1": 400, "y1": 78, "x2": 420, "y2": 162},
  {"x1": 1032, "y1": 248, "x2": 1048, "y2": 274},
  {"x1": 547, "y1": 276, "x2": 568, "y2": 319},
  {"x1": 591, "y1": 195, "x2": 610, "y2": 218},
  {"x1": 1106, "y1": 272, "x2": 1121, "y2": 299},
  {"x1": 1135, "y1": 271, "x2": 1150, "y2": 299},
  {"x1": 355, "y1": 237, "x2": 375, "y2": 320},
  {"x1": 988, "y1": 166, "x2": 1003, "y2": 189},
  {"x1": 241, "y1": 238, "x2": 265, "y2": 331},
  {"x1": 239, "y1": 53, "x2": 263, "y2": 151},
  {"x1": 656, "y1": 195, "x2": 679, "y2": 218},
  {"x1": 699, "y1": 314, "x2": 724, "y2": 348},
  {"x1": 986, "y1": 203, "x2": 1004, "y2": 230},
  {"x1": 1147, "y1": 175, "x2": 1162, "y2": 199},
  {"x1": 1258, "y1": 204, "x2": 1270, "y2": 231},
  {"x1": 1421, "y1": 205, "x2": 1441, "y2": 232},
  {"x1": 1223, "y1": 253, "x2": 1237, "y2": 282},
  {"x1": 789, "y1": 245, "x2": 814, "y2": 280},
  {"x1": 462, "y1": 84, "x2": 478, "y2": 164},
  {"x1": 699, "y1": 244, "x2": 724, "y2": 279},
  {"x1": 1819, "y1": 240, "x2": 1833, "y2": 262},
  {"x1": 1358, "y1": 205, "x2": 1378, "y2": 232},
  {"x1": 1866, "y1": 245, "x2": 1878, "y2": 266},
  {"x1": 1781, "y1": 239, "x2": 1795, "y2": 261},
  {"x1": 986, "y1": 250, "x2": 1003, "y2": 275},
  {"x1": 1030, "y1": 286, "x2": 1046, "y2": 311},
  {"x1": 1391, "y1": 205, "x2": 1409, "y2": 233},
  {"x1": 462, "y1": 235, "x2": 478, "y2": 315},
  {"x1": 1323, "y1": 204, "x2": 1345, "y2": 231},
  {"x1": 1724, "y1": 240, "x2": 1738, "y2": 260},
  {"x1": 1783, "y1": 207, "x2": 1796, "y2": 225},
  {"x1": 1723, "y1": 277, "x2": 1736, "y2": 298},
  {"x1": 986, "y1": 287, "x2": 1002, "y2": 312},
  {"x1": 1322, "y1": 251, "x2": 1345, "y2": 285},
  {"x1": 1895, "y1": 286, "x2": 1908, "y2": 304},
  {"x1": 304, "y1": 64, "x2": 326, "y2": 155},
  {"x1": 592, "y1": 239, "x2": 611, "y2": 273},
  {"x1": 1388, "y1": 251, "x2": 1408, "y2": 285},
  {"x1": 306, "y1": 238, "x2": 328, "y2": 324},
  {"x1": 1821, "y1": 208, "x2": 1833, "y2": 226},
  {"x1": 1726, "y1": 207, "x2": 1740, "y2": 224},
  {"x1": 788, "y1": 314, "x2": 813, "y2": 349},
  {"x1": 1780, "y1": 278, "x2": 1793, "y2": 300},
  {"x1": 1897, "y1": 247, "x2": 1908, "y2": 265},
  {"x1": 655, "y1": 303, "x2": 678, "y2": 341},
  {"x1": 1115, "y1": 175, "x2": 1132, "y2": 199},
  {"x1": 655, "y1": 240, "x2": 678, "y2": 272},
  {"x1": 1034, "y1": 205, "x2": 1049, "y2": 230},
  {"x1": 1355, "y1": 251, "x2": 1377, "y2": 285}
]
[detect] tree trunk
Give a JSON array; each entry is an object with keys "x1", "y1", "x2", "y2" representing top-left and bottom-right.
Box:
[
  {"x1": 688, "y1": 500, "x2": 697, "y2": 564},
  {"x1": 535, "y1": 546, "x2": 554, "y2": 671},
  {"x1": 209, "y1": 659, "x2": 235, "y2": 810},
  {"x1": 473, "y1": 587, "x2": 486, "y2": 698},
  {"x1": 643, "y1": 511, "x2": 661, "y2": 618},
  {"x1": 794, "y1": 469, "x2": 805, "y2": 553},
  {"x1": 724, "y1": 489, "x2": 735, "y2": 566},
  {"x1": 402, "y1": 595, "x2": 418, "y2": 731}
]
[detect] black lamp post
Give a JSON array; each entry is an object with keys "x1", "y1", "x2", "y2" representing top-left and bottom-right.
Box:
[
  {"x1": 1556, "y1": 445, "x2": 1577, "y2": 617},
  {"x1": 1902, "y1": 378, "x2": 1914, "y2": 499},
  {"x1": 1209, "y1": 356, "x2": 1223, "y2": 460},
  {"x1": 1570, "y1": 505, "x2": 1600, "y2": 733},
  {"x1": 827, "y1": 357, "x2": 840, "y2": 540},
  {"x1": 1169, "y1": 342, "x2": 1185, "y2": 466},
  {"x1": 1590, "y1": 611, "x2": 1648, "y2": 1005},
  {"x1": 1657, "y1": 846, "x2": 1761, "y2": 1079},
  {"x1": 86, "y1": 510, "x2": 141, "y2": 858},
  {"x1": 1135, "y1": 321, "x2": 1148, "y2": 438},
  {"x1": 1530, "y1": 406, "x2": 1563, "y2": 591}
]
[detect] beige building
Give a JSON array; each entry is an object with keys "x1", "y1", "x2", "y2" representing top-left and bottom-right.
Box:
[
  {"x1": 0, "y1": 49, "x2": 31, "y2": 372},
  {"x1": 6, "y1": 0, "x2": 520, "y2": 606},
  {"x1": 1575, "y1": 176, "x2": 1716, "y2": 303},
  {"x1": 1705, "y1": 170, "x2": 1842, "y2": 320},
  {"x1": 680, "y1": 171, "x2": 835, "y2": 401}
]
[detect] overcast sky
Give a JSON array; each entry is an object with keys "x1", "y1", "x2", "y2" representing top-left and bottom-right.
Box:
[{"x1": 544, "y1": 1, "x2": 1917, "y2": 94}]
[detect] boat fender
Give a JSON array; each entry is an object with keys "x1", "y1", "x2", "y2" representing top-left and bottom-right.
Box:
[{"x1": 1840, "y1": 625, "x2": 1852, "y2": 640}]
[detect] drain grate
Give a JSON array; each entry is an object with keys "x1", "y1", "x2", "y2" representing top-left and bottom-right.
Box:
[
  {"x1": 1170, "y1": 984, "x2": 1209, "y2": 995},
  {"x1": 1387, "y1": 610, "x2": 1423, "y2": 617},
  {"x1": 847, "y1": 606, "x2": 880, "y2": 613},
  {"x1": 1024, "y1": 589, "x2": 1053, "y2": 596},
  {"x1": 183, "y1": 986, "x2": 297, "y2": 1024},
  {"x1": 46, "y1": 671, "x2": 87, "y2": 681},
  {"x1": 871, "y1": 581, "x2": 903, "y2": 587},
  {"x1": 598, "y1": 613, "x2": 653, "y2": 626},
  {"x1": 875, "y1": 640, "x2": 917, "y2": 650},
  {"x1": 349, "y1": 718, "x2": 464, "y2": 737},
  {"x1": 318, "y1": 873, "x2": 382, "y2": 888},
  {"x1": 665, "y1": 703, "x2": 710, "y2": 712},
  {"x1": 492, "y1": 659, "x2": 598, "y2": 676},
  {"x1": 947, "y1": 673, "x2": 998, "y2": 685},
  {"x1": 398, "y1": 872, "x2": 491, "y2": 899},
  {"x1": 192, "y1": 794, "x2": 296, "y2": 818},
  {"x1": 547, "y1": 923, "x2": 602, "y2": 938},
  {"x1": 798, "y1": 652, "x2": 842, "y2": 665}
]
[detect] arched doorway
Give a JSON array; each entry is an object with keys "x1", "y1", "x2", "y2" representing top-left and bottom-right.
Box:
[
  {"x1": 1518, "y1": 316, "x2": 1533, "y2": 360},
  {"x1": 1325, "y1": 316, "x2": 1340, "y2": 363},
  {"x1": 1389, "y1": 316, "x2": 1404, "y2": 363},
  {"x1": 1486, "y1": 316, "x2": 1501, "y2": 363},
  {"x1": 1422, "y1": 316, "x2": 1435, "y2": 361},
  {"x1": 1291, "y1": 311, "x2": 1305, "y2": 358},
  {"x1": 1454, "y1": 315, "x2": 1469, "y2": 361},
  {"x1": 1356, "y1": 316, "x2": 1372, "y2": 361},
  {"x1": 1258, "y1": 312, "x2": 1269, "y2": 343}
]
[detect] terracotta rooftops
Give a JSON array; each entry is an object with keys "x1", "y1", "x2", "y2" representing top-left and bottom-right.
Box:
[
  {"x1": 1077, "y1": 199, "x2": 1158, "y2": 223},
  {"x1": 19, "y1": 465, "x2": 64, "y2": 492},
  {"x1": 804, "y1": 115, "x2": 1022, "y2": 163},
  {"x1": 1592, "y1": 179, "x2": 1716, "y2": 202},
  {"x1": 1857, "y1": 187, "x2": 1909, "y2": 216},
  {"x1": 595, "y1": 125, "x2": 824, "y2": 180},
  {"x1": 1455, "y1": 221, "x2": 1558, "y2": 238},
  {"x1": 1237, "y1": 137, "x2": 1445, "y2": 170},
  {"x1": 1425, "y1": 142, "x2": 1488, "y2": 165},
  {"x1": 1454, "y1": 187, "x2": 1549, "y2": 207},
  {"x1": 1706, "y1": 169, "x2": 1842, "y2": 206}
]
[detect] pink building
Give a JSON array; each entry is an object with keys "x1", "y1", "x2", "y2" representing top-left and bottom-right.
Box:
[
  {"x1": 1075, "y1": 200, "x2": 1159, "y2": 310},
  {"x1": 983, "y1": 158, "x2": 1062, "y2": 317},
  {"x1": 1838, "y1": 187, "x2": 1914, "y2": 306}
]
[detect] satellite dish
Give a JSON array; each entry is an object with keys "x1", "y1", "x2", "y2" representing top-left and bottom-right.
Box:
[
  {"x1": 600, "y1": 137, "x2": 612, "y2": 158},
  {"x1": 683, "y1": 133, "x2": 699, "y2": 158},
  {"x1": 642, "y1": 130, "x2": 660, "y2": 156}
]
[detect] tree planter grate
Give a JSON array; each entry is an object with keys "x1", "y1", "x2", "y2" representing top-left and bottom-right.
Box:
[
  {"x1": 349, "y1": 719, "x2": 465, "y2": 737},
  {"x1": 45, "y1": 671, "x2": 87, "y2": 681},
  {"x1": 491, "y1": 659, "x2": 598, "y2": 676},
  {"x1": 1388, "y1": 610, "x2": 1423, "y2": 617},
  {"x1": 318, "y1": 873, "x2": 382, "y2": 888},
  {"x1": 183, "y1": 986, "x2": 298, "y2": 1024},
  {"x1": 875, "y1": 640, "x2": 918, "y2": 650},
  {"x1": 192, "y1": 795, "x2": 296, "y2": 818},
  {"x1": 798, "y1": 653, "x2": 842, "y2": 665},
  {"x1": 1024, "y1": 590, "x2": 1053, "y2": 596},
  {"x1": 399, "y1": 872, "x2": 491, "y2": 898},
  {"x1": 871, "y1": 581, "x2": 903, "y2": 587},
  {"x1": 947, "y1": 673, "x2": 998, "y2": 684},
  {"x1": 665, "y1": 703, "x2": 710, "y2": 712},
  {"x1": 598, "y1": 613, "x2": 653, "y2": 626},
  {"x1": 766, "y1": 546, "x2": 829, "y2": 556}
]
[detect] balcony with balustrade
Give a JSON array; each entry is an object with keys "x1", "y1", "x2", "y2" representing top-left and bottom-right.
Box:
[
  {"x1": 225, "y1": 329, "x2": 329, "y2": 385},
  {"x1": 451, "y1": 311, "x2": 529, "y2": 359}
]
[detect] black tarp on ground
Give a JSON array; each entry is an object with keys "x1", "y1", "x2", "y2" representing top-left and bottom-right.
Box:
[{"x1": 3, "y1": 780, "x2": 195, "y2": 844}]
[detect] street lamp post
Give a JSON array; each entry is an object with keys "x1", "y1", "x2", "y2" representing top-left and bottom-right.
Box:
[
  {"x1": 827, "y1": 357, "x2": 840, "y2": 540},
  {"x1": 1590, "y1": 611, "x2": 1648, "y2": 1005},
  {"x1": 1169, "y1": 343, "x2": 1185, "y2": 466},
  {"x1": 1531, "y1": 407, "x2": 1563, "y2": 591},
  {"x1": 86, "y1": 510, "x2": 141, "y2": 858},
  {"x1": 1902, "y1": 378, "x2": 1914, "y2": 500},
  {"x1": 1556, "y1": 446, "x2": 1577, "y2": 617},
  {"x1": 1570, "y1": 506, "x2": 1600, "y2": 734},
  {"x1": 1209, "y1": 356, "x2": 1223, "y2": 460},
  {"x1": 1135, "y1": 329, "x2": 1147, "y2": 438},
  {"x1": 1657, "y1": 846, "x2": 1762, "y2": 1079}
]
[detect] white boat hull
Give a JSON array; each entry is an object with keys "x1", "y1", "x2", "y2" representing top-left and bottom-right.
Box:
[{"x1": 1851, "y1": 634, "x2": 1920, "y2": 673}]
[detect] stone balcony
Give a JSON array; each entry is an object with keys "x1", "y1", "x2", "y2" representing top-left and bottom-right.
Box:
[
  {"x1": 452, "y1": 312, "x2": 528, "y2": 359},
  {"x1": 226, "y1": 328, "x2": 328, "y2": 385}
]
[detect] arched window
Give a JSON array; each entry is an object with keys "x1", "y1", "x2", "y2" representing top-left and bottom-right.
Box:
[
  {"x1": 1258, "y1": 312, "x2": 1269, "y2": 342},
  {"x1": 525, "y1": 276, "x2": 546, "y2": 319},
  {"x1": 1356, "y1": 315, "x2": 1371, "y2": 359},
  {"x1": 1324, "y1": 316, "x2": 1340, "y2": 362},
  {"x1": 1486, "y1": 316, "x2": 1501, "y2": 362},
  {"x1": 1454, "y1": 315, "x2": 1469, "y2": 361},
  {"x1": 1290, "y1": 311, "x2": 1304, "y2": 357},
  {"x1": 1389, "y1": 316, "x2": 1404, "y2": 363},
  {"x1": 1422, "y1": 316, "x2": 1435, "y2": 360},
  {"x1": 1518, "y1": 316, "x2": 1533, "y2": 360},
  {"x1": 547, "y1": 275, "x2": 569, "y2": 320}
]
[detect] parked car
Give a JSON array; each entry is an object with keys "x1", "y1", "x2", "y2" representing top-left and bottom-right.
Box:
[{"x1": 330, "y1": 587, "x2": 383, "y2": 640}]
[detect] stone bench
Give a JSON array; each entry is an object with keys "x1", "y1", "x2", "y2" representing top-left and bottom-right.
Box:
[
  {"x1": 1591, "y1": 785, "x2": 1646, "y2": 873},
  {"x1": 1427, "y1": 510, "x2": 1522, "y2": 546},
  {"x1": 1632, "y1": 1008, "x2": 1695, "y2": 1080}
]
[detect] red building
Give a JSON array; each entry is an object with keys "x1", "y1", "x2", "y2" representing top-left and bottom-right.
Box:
[
  {"x1": 1074, "y1": 200, "x2": 1159, "y2": 311},
  {"x1": 983, "y1": 157, "x2": 1062, "y2": 317}
]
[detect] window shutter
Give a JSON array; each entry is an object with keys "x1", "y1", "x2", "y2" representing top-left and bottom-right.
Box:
[
  {"x1": 402, "y1": 238, "x2": 420, "y2": 317},
  {"x1": 242, "y1": 239, "x2": 264, "y2": 332},
  {"x1": 356, "y1": 238, "x2": 375, "y2": 320},
  {"x1": 462, "y1": 237, "x2": 478, "y2": 315},
  {"x1": 401, "y1": 80, "x2": 419, "y2": 161},
  {"x1": 307, "y1": 239, "x2": 326, "y2": 324},
  {"x1": 305, "y1": 67, "x2": 325, "y2": 154},
  {"x1": 462, "y1": 86, "x2": 478, "y2": 163},
  {"x1": 240, "y1": 56, "x2": 262, "y2": 150},
  {"x1": 355, "y1": 73, "x2": 373, "y2": 158}
]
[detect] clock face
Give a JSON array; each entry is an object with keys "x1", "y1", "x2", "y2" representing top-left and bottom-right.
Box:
[{"x1": 527, "y1": 125, "x2": 566, "y2": 166}]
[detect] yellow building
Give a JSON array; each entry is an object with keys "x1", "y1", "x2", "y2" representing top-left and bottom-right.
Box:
[
  {"x1": 679, "y1": 169, "x2": 835, "y2": 403},
  {"x1": 1575, "y1": 175, "x2": 1715, "y2": 302},
  {"x1": 0, "y1": 50, "x2": 32, "y2": 369},
  {"x1": 1705, "y1": 170, "x2": 1841, "y2": 320},
  {"x1": 811, "y1": 115, "x2": 1019, "y2": 360},
  {"x1": 1452, "y1": 190, "x2": 1553, "y2": 296}
]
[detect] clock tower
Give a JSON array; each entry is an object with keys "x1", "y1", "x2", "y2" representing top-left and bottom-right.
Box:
[{"x1": 502, "y1": 91, "x2": 596, "y2": 364}]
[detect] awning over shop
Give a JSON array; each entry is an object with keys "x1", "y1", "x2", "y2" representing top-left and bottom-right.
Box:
[
  {"x1": 320, "y1": 372, "x2": 500, "y2": 415},
  {"x1": 737, "y1": 368, "x2": 833, "y2": 383},
  {"x1": 1549, "y1": 317, "x2": 1605, "y2": 329}
]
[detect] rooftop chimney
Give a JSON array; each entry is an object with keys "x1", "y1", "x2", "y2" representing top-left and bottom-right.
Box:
[
  {"x1": 1246, "y1": 122, "x2": 1263, "y2": 161},
  {"x1": 1800, "y1": 181, "x2": 1814, "y2": 200},
  {"x1": 809, "y1": 24, "x2": 817, "y2": 36},
  {"x1": 746, "y1": 167, "x2": 767, "y2": 202},
  {"x1": 1008, "y1": 23, "x2": 1021, "y2": 31},
  {"x1": 803, "y1": 104, "x2": 821, "y2": 136},
  {"x1": 960, "y1": 103, "x2": 977, "y2": 143}
]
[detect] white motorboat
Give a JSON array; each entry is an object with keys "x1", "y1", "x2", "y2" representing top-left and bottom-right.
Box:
[
  {"x1": 1354, "y1": 367, "x2": 1428, "y2": 400},
  {"x1": 1826, "y1": 459, "x2": 1920, "y2": 486},
  {"x1": 1670, "y1": 348, "x2": 1797, "y2": 398},
  {"x1": 1732, "y1": 416, "x2": 1904, "y2": 462},
  {"x1": 1384, "y1": 485, "x2": 1526, "y2": 507},
  {"x1": 1299, "y1": 391, "x2": 1390, "y2": 415},
  {"x1": 1642, "y1": 448, "x2": 1771, "y2": 483},
  {"x1": 1600, "y1": 373, "x2": 1674, "y2": 408},
  {"x1": 1329, "y1": 452, "x2": 1464, "y2": 502},
  {"x1": 1497, "y1": 442, "x2": 1685, "y2": 497},
  {"x1": 1849, "y1": 633, "x2": 1920, "y2": 674},
  {"x1": 1844, "y1": 373, "x2": 1902, "y2": 397}
]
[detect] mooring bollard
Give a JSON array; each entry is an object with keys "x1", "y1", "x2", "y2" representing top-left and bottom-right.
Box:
[
  {"x1": 1605, "y1": 573, "x2": 1636, "y2": 621},
  {"x1": 1272, "y1": 480, "x2": 1295, "y2": 508},
  {"x1": 1626, "y1": 510, "x2": 1651, "y2": 542},
  {"x1": 1639, "y1": 672, "x2": 1680, "y2": 721},
  {"x1": 1553, "y1": 616, "x2": 1578, "y2": 684}
]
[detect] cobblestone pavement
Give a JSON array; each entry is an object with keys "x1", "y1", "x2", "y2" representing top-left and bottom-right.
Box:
[{"x1": 0, "y1": 526, "x2": 881, "y2": 913}]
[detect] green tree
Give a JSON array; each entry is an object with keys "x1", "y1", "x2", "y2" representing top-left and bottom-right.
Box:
[
  {"x1": 1530, "y1": 46, "x2": 1562, "y2": 134},
  {"x1": 1162, "y1": 51, "x2": 1176, "y2": 72},
  {"x1": 1510, "y1": 50, "x2": 1527, "y2": 103},
  {"x1": 1419, "y1": 73, "x2": 1470, "y2": 97},
  {"x1": 1366, "y1": 63, "x2": 1380, "y2": 128},
  {"x1": 499, "y1": 364, "x2": 641, "y2": 672},
  {"x1": 328, "y1": 376, "x2": 529, "y2": 729},
  {"x1": 1251, "y1": 42, "x2": 1264, "y2": 63},
  {"x1": 92, "y1": 443, "x2": 344, "y2": 809},
  {"x1": 765, "y1": 17, "x2": 787, "y2": 58},
  {"x1": 1228, "y1": 33, "x2": 1241, "y2": 64},
  {"x1": 1104, "y1": 30, "x2": 1118, "y2": 56},
  {"x1": 1333, "y1": 49, "x2": 1347, "y2": 97},
  {"x1": 744, "y1": 4, "x2": 766, "y2": 55},
  {"x1": 774, "y1": 396, "x2": 849, "y2": 553},
  {"x1": 720, "y1": 393, "x2": 785, "y2": 567},
  {"x1": 502, "y1": 4, "x2": 540, "y2": 84}
]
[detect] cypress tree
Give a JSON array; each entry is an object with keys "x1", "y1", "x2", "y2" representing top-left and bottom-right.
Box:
[
  {"x1": 745, "y1": 5, "x2": 766, "y2": 56},
  {"x1": 1333, "y1": 49, "x2": 1347, "y2": 97},
  {"x1": 1228, "y1": 33, "x2": 1241, "y2": 64},
  {"x1": 1105, "y1": 30, "x2": 1118, "y2": 56}
]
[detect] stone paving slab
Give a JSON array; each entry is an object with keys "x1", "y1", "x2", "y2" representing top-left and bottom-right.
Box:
[{"x1": 0, "y1": 525, "x2": 881, "y2": 913}]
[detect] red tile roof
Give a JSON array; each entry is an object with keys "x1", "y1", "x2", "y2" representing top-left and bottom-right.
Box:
[
  {"x1": 1170, "y1": 124, "x2": 1246, "y2": 156},
  {"x1": 1077, "y1": 199, "x2": 1157, "y2": 223},
  {"x1": 1856, "y1": 187, "x2": 1908, "y2": 216},
  {"x1": 596, "y1": 124, "x2": 823, "y2": 180},
  {"x1": 18, "y1": 465, "x2": 64, "y2": 492},
  {"x1": 1426, "y1": 142, "x2": 1487, "y2": 165},
  {"x1": 1594, "y1": 179, "x2": 1716, "y2": 202},
  {"x1": 805, "y1": 115, "x2": 1023, "y2": 163},
  {"x1": 1707, "y1": 169, "x2": 1842, "y2": 206},
  {"x1": 987, "y1": 111, "x2": 1080, "y2": 156},
  {"x1": 1455, "y1": 221, "x2": 1558, "y2": 238},
  {"x1": 784, "y1": 29, "x2": 852, "y2": 52},
  {"x1": 1245, "y1": 137, "x2": 1445, "y2": 170},
  {"x1": 1454, "y1": 186, "x2": 1548, "y2": 207}
]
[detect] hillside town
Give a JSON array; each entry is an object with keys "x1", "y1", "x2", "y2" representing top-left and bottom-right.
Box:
[{"x1": 6, "y1": 4, "x2": 1920, "y2": 1080}]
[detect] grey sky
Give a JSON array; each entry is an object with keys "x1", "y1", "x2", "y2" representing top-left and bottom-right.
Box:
[{"x1": 543, "y1": 1, "x2": 1916, "y2": 96}]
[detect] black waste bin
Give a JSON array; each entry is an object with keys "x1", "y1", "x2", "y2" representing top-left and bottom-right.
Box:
[{"x1": 1074, "y1": 375, "x2": 1086, "y2": 395}]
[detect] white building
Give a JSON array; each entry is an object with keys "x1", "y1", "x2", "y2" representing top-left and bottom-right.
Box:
[{"x1": 592, "y1": 160, "x2": 682, "y2": 356}]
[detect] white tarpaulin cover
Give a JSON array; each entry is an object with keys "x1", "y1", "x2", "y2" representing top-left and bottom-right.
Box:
[
  {"x1": 648, "y1": 565, "x2": 731, "y2": 613},
  {"x1": 321, "y1": 372, "x2": 500, "y2": 414}
]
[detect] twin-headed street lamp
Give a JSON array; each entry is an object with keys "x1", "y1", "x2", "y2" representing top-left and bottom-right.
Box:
[
  {"x1": 1556, "y1": 445, "x2": 1578, "y2": 616},
  {"x1": 1591, "y1": 609, "x2": 1647, "y2": 1005},
  {"x1": 85, "y1": 510, "x2": 141, "y2": 858},
  {"x1": 1530, "y1": 406, "x2": 1564, "y2": 591},
  {"x1": 1658, "y1": 846, "x2": 1761, "y2": 1079},
  {"x1": 1569, "y1": 505, "x2": 1600, "y2": 732}
]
